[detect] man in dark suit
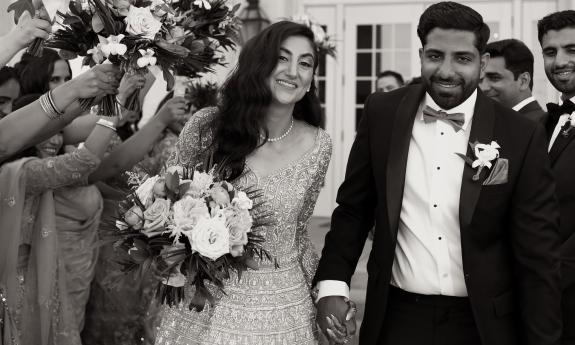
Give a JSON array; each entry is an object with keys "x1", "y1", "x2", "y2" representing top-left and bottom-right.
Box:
[
  {"x1": 315, "y1": 2, "x2": 562, "y2": 345},
  {"x1": 538, "y1": 10, "x2": 575, "y2": 345},
  {"x1": 480, "y1": 39, "x2": 547, "y2": 124}
]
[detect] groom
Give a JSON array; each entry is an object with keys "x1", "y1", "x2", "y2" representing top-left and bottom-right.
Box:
[{"x1": 315, "y1": 2, "x2": 562, "y2": 345}]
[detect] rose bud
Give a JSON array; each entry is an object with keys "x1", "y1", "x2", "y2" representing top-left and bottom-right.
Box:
[
  {"x1": 153, "y1": 178, "x2": 167, "y2": 198},
  {"x1": 124, "y1": 205, "x2": 144, "y2": 230}
]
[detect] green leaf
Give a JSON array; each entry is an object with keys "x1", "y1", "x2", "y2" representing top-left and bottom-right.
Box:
[
  {"x1": 162, "y1": 67, "x2": 175, "y2": 91},
  {"x1": 7, "y1": 0, "x2": 35, "y2": 24},
  {"x1": 165, "y1": 172, "x2": 180, "y2": 193},
  {"x1": 92, "y1": 13, "x2": 105, "y2": 33},
  {"x1": 455, "y1": 152, "x2": 474, "y2": 166}
]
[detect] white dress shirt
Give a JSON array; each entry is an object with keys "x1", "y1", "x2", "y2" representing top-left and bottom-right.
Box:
[
  {"x1": 548, "y1": 96, "x2": 575, "y2": 151},
  {"x1": 512, "y1": 96, "x2": 536, "y2": 112},
  {"x1": 317, "y1": 90, "x2": 477, "y2": 300}
]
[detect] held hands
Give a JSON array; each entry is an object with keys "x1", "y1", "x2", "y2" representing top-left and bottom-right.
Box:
[
  {"x1": 316, "y1": 296, "x2": 358, "y2": 344},
  {"x1": 69, "y1": 64, "x2": 121, "y2": 100}
]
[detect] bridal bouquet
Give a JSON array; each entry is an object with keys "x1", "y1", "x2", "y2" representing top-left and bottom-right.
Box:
[
  {"x1": 44, "y1": 0, "x2": 240, "y2": 115},
  {"x1": 110, "y1": 164, "x2": 274, "y2": 311}
]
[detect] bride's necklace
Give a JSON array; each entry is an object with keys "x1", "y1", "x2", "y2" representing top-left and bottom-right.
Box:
[{"x1": 260, "y1": 117, "x2": 294, "y2": 142}]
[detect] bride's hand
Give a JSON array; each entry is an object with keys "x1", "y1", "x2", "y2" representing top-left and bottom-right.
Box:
[{"x1": 323, "y1": 298, "x2": 357, "y2": 344}]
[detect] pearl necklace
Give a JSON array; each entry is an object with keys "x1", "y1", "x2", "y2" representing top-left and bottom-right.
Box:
[{"x1": 260, "y1": 117, "x2": 294, "y2": 142}]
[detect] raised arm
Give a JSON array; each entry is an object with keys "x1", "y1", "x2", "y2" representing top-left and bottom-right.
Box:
[
  {"x1": 0, "y1": 64, "x2": 120, "y2": 162},
  {"x1": 25, "y1": 114, "x2": 119, "y2": 196},
  {"x1": 88, "y1": 97, "x2": 187, "y2": 183},
  {"x1": 0, "y1": 12, "x2": 51, "y2": 67}
]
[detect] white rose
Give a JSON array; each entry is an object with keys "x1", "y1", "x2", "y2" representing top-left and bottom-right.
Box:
[
  {"x1": 125, "y1": 6, "x2": 162, "y2": 40},
  {"x1": 473, "y1": 141, "x2": 500, "y2": 169},
  {"x1": 192, "y1": 171, "x2": 214, "y2": 192},
  {"x1": 232, "y1": 191, "x2": 253, "y2": 210},
  {"x1": 142, "y1": 198, "x2": 171, "y2": 236},
  {"x1": 172, "y1": 196, "x2": 209, "y2": 230},
  {"x1": 124, "y1": 205, "x2": 144, "y2": 230},
  {"x1": 136, "y1": 175, "x2": 161, "y2": 208},
  {"x1": 187, "y1": 217, "x2": 230, "y2": 260}
]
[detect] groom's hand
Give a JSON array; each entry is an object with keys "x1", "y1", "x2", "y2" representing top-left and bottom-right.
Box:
[{"x1": 316, "y1": 296, "x2": 357, "y2": 343}]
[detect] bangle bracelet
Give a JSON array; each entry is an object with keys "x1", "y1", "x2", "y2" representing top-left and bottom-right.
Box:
[
  {"x1": 46, "y1": 90, "x2": 65, "y2": 116},
  {"x1": 96, "y1": 118, "x2": 117, "y2": 132},
  {"x1": 39, "y1": 92, "x2": 63, "y2": 120}
]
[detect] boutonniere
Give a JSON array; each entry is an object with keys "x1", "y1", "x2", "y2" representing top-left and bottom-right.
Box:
[
  {"x1": 456, "y1": 141, "x2": 509, "y2": 185},
  {"x1": 561, "y1": 114, "x2": 575, "y2": 137}
]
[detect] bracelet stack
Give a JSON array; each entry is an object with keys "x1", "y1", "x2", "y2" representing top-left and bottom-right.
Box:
[
  {"x1": 39, "y1": 91, "x2": 65, "y2": 120},
  {"x1": 96, "y1": 118, "x2": 117, "y2": 132}
]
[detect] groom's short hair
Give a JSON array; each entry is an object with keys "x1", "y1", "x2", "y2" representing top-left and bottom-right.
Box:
[
  {"x1": 417, "y1": 1, "x2": 490, "y2": 53},
  {"x1": 538, "y1": 10, "x2": 575, "y2": 44}
]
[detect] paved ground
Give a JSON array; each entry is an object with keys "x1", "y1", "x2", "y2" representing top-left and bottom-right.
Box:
[{"x1": 308, "y1": 217, "x2": 371, "y2": 345}]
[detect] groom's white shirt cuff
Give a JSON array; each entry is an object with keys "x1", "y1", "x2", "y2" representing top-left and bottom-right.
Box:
[{"x1": 316, "y1": 280, "x2": 350, "y2": 301}]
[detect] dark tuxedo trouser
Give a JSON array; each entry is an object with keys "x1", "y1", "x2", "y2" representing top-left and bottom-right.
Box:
[
  {"x1": 378, "y1": 286, "x2": 482, "y2": 345},
  {"x1": 564, "y1": 284, "x2": 575, "y2": 345}
]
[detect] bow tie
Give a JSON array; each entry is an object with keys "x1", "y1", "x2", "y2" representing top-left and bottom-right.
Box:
[
  {"x1": 422, "y1": 105, "x2": 465, "y2": 131},
  {"x1": 547, "y1": 100, "x2": 575, "y2": 121}
]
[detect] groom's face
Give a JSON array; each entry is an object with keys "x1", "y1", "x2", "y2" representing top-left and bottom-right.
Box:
[{"x1": 420, "y1": 28, "x2": 488, "y2": 110}]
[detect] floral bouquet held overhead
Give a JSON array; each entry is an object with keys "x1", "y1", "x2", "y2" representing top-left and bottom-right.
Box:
[
  {"x1": 45, "y1": 0, "x2": 240, "y2": 115},
  {"x1": 108, "y1": 163, "x2": 275, "y2": 311}
]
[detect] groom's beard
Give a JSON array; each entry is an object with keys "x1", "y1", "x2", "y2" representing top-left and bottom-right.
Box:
[{"x1": 425, "y1": 75, "x2": 477, "y2": 110}]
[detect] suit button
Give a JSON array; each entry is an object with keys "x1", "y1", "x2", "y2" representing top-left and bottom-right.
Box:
[{"x1": 464, "y1": 274, "x2": 470, "y2": 279}]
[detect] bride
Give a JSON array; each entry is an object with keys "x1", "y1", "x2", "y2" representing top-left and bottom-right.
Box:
[{"x1": 154, "y1": 21, "x2": 332, "y2": 344}]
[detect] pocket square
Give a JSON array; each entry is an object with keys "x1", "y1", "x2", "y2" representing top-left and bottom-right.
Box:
[{"x1": 482, "y1": 158, "x2": 508, "y2": 186}]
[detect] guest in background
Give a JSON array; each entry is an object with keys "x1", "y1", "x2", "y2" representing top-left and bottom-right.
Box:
[
  {"x1": 376, "y1": 70, "x2": 404, "y2": 92},
  {"x1": 0, "y1": 67, "x2": 20, "y2": 118},
  {"x1": 16, "y1": 48, "x2": 72, "y2": 95},
  {"x1": 538, "y1": 10, "x2": 575, "y2": 344},
  {"x1": 0, "y1": 87, "x2": 119, "y2": 344},
  {"x1": 0, "y1": 63, "x2": 120, "y2": 162},
  {"x1": 481, "y1": 39, "x2": 547, "y2": 124}
]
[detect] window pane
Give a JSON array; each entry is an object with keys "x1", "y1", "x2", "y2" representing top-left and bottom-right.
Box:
[
  {"x1": 395, "y1": 51, "x2": 411, "y2": 78},
  {"x1": 380, "y1": 52, "x2": 393, "y2": 72},
  {"x1": 357, "y1": 25, "x2": 373, "y2": 49},
  {"x1": 485, "y1": 22, "x2": 500, "y2": 42},
  {"x1": 318, "y1": 55, "x2": 326, "y2": 76},
  {"x1": 396, "y1": 24, "x2": 411, "y2": 49},
  {"x1": 356, "y1": 80, "x2": 372, "y2": 105},
  {"x1": 379, "y1": 24, "x2": 393, "y2": 49},
  {"x1": 319, "y1": 80, "x2": 326, "y2": 103},
  {"x1": 375, "y1": 52, "x2": 381, "y2": 76},
  {"x1": 375, "y1": 25, "x2": 381, "y2": 49},
  {"x1": 356, "y1": 53, "x2": 373, "y2": 76}
]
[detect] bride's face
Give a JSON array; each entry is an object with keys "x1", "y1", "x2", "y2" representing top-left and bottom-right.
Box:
[{"x1": 267, "y1": 35, "x2": 315, "y2": 106}]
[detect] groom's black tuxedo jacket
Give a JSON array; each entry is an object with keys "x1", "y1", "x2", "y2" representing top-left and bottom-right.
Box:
[
  {"x1": 315, "y1": 84, "x2": 562, "y2": 345},
  {"x1": 546, "y1": 111, "x2": 575, "y2": 342}
]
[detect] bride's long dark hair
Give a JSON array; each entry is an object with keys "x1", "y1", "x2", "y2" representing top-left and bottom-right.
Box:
[{"x1": 211, "y1": 21, "x2": 322, "y2": 180}]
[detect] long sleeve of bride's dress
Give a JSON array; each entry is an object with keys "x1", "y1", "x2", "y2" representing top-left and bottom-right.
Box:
[
  {"x1": 165, "y1": 107, "x2": 218, "y2": 168},
  {"x1": 296, "y1": 132, "x2": 332, "y2": 290}
]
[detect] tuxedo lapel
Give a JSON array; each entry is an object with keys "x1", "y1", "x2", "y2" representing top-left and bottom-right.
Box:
[
  {"x1": 459, "y1": 91, "x2": 495, "y2": 230},
  {"x1": 549, "y1": 130, "x2": 575, "y2": 165},
  {"x1": 386, "y1": 84, "x2": 426, "y2": 239}
]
